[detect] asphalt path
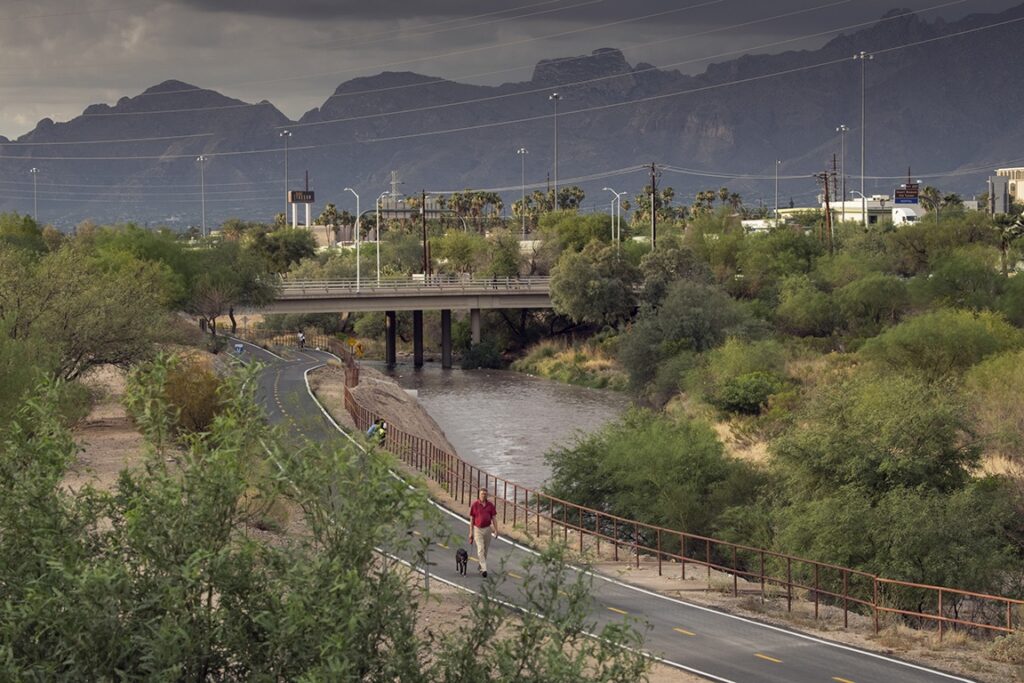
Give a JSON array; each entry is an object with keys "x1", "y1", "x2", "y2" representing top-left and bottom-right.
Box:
[{"x1": 233, "y1": 339, "x2": 977, "y2": 683}]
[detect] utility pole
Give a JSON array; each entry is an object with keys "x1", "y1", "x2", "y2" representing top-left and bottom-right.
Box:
[
  {"x1": 854, "y1": 51, "x2": 873, "y2": 228},
  {"x1": 649, "y1": 162, "x2": 659, "y2": 250},
  {"x1": 837, "y1": 124, "x2": 849, "y2": 223},
  {"x1": 279, "y1": 130, "x2": 292, "y2": 218},
  {"x1": 815, "y1": 168, "x2": 837, "y2": 255},
  {"x1": 196, "y1": 155, "x2": 207, "y2": 238},
  {"x1": 517, "y1": 147, "x2": 528, "y2": 239},
  {"x1": 549, "y1": 92, "x2": 561, "y2": 204}
]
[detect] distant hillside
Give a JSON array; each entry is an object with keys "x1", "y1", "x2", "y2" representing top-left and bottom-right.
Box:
[{"x1": 2, "y1": 4, "x2": 1023, "y2": 227}]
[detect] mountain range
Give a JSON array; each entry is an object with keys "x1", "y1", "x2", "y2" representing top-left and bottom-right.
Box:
[{"x1": 2, "y1": 4, "x2": 1023, "y2": 228}]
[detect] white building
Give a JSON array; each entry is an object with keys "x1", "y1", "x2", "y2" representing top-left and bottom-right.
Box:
[{"x1": 996, "y1": 168, "x2": 1024, "y2": 203}]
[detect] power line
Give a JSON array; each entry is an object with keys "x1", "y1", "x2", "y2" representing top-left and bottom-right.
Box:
[{"x1": 0, "y1": 132, "x2": 215, "y2": 146}]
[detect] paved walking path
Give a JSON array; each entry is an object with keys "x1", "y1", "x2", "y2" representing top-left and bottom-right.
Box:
[{"x1": 235, "y1": 339, "x2": 976, "y2": 683}]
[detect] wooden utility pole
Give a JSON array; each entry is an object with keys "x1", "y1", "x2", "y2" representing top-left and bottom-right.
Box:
[
  {"x1": 815, "y1": 168, "x2": 836, "y2": 255},
  {"x1": 650, "y1": 162, "x2": 659, "y2": 250}
]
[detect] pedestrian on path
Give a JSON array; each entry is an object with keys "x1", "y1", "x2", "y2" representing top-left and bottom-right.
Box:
[
  {"x1": 468, "y1": 488, "x2": 498, "y2": 578},
  {"x1": 298, "y1": 332, "x2": 306, "y2": 349}
]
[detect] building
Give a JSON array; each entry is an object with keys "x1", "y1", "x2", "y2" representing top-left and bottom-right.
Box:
[
  {"x1": 990, "y1": 175, "x2": 1011, "y2": 215},
  {"x1": 996, "y1": 168, "x2": 1024, "y2": 204}
]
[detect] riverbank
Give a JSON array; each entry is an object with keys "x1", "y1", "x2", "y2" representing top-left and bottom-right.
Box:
[
  {"x1": 308, "y1": 363, "x2": 1012, "y2": 683},
  {"x1": 511, "y1": 340, "x2": 629, "y2": 391}
]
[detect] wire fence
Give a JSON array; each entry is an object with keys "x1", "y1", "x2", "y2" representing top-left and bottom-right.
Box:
[{"x1": 238, "y1": 325, "x2": 1024, "y2": 639}]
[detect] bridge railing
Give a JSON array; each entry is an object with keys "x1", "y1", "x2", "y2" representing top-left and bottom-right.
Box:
[
  {"x1": 334, "y1": 351, "x2": 1023, "y2": 639},
  {"x1": 277, "y1": 275, "x2": 551, "y2": 296}
]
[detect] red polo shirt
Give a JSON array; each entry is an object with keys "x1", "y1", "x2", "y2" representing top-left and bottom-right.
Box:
[{"x1": 470, "y1": 499, "x2": 497, "y2": 529}]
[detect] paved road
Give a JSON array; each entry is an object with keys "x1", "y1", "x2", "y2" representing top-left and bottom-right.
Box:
[{"x1": 235, "y1": 339, "x2": 976, "y2": 683}]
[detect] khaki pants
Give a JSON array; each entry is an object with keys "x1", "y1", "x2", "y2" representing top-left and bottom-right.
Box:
[{"x1": 473, "y1": 525, "x2": 493, "y2": 573}]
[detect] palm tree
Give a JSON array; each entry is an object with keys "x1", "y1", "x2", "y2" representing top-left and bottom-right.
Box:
[{"x1": 995, "y1": 212, "x2": 1024, "y2": 276}]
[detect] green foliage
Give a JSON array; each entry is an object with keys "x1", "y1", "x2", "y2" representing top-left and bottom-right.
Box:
[
  {"x1": 733, "y1": 228, "x2": 823, "y2": 299},
  {"x1": 511, "y1": 341, "x2": 628, "y2": 390},
  {"x1": 773, "y1": 275, "x2": 833, "y2": 337},
  {"x1": 860, "y1": 309, "x2": 1022, "y2": 379},
  {"x1": 997, "y1": 272, "x2": 1024, "y2": 326},
  {"x1": 550, "y1": 241, "x2": 638, "y2": 327},
  {"x1": 546, "y1": 409, "x2": 763, "y2": 538},
  {"x1": 696, "y1": 339, "x2": 787, "y2": 414},
  {"x1": 637, "y1": 245, "x2": 711, "y2": 308},
  {"x1": 461, "y1": 340, "x2": 503, "y2": 369},
  {"x1": 249, "y1": 227, "x2": 317, "y2": 273},
  {"x1": 913, "y1": 246, "x2": 1003, "y2": 310},
  {"x1": 774, "y1": 479, "x2": 1018, "y2": 593},
  {"x1": 539, "y1": 212, "x2": 614, "y2": 254},
  {"x1": 433, "y1": 230, "x2": 486, "y2": 274},
  {"x1": 0, "y1": 244, "x2": 171, "y2": 381},
  {"x1": 0, "y1": 212, "x2": 45, "y2": 253},
  {"x1": 773, "y1": 371, "x2": 978, "y2": 498},
  {"x1": 481, "y1": 229, "x2": 524, "y2": 278},
  {"x1": 964, "y1": 349, "x2": 1024, "y2": 462},
  {"x1": 127, "y1": 355, "x2": 225, "y2": 435},
  {"x1": 618, "y1": 280, "x2": 761, "y2": 391},
  {"x1": 833, "y1": 273, "x2": 909, "y2": 336}
]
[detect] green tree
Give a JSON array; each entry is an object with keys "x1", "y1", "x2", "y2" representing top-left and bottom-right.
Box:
[
  {"x1": 697, "y1": 338, "x2": 788, "y2": 414},
  {"x1": 550, "y1": 241, "x2": 638, "y2": 328},
  {"x1": 965, "y1": 348, "x2": 1024, "y2": 463},
  {"x1": 187, "y1": 242, "x2": 276, "y2": 335},
  {"x1": 249, "y1": 228, "x2": 317, "y2": 273},
  {"x1": 833, "y1": 273, "x2": 909, "y2": 336},
  {"x1": 773, "y1": 371, "x2": 979, "y2": 498},
  {"x1": 481, "y1": 229, "x2": 523, "y2": 278},
  {"x1": 434, "y1": 230, "x2": 486, "y2": 274},
  {"x1": 914, "y1": 246, "x2": 1002, "y2": 310},
  {"x1": 637, "y1": 245, "x2": 711, "y2": 308},
  {"x1": 546, "y1": 408, "x2": 762, "y2": 539},
  {"x1": 860, "y1": 309, "x2": 1022, "y2": 379},
  {"x1": 0, "y1": 212, "x2": 45, "y2": 253},
  {"x1": 773, "y1": 275, "x2": 833, "y2": 337}
]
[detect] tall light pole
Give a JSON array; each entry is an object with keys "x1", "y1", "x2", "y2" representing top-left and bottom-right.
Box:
[
  {"x1": 774, "y1": 160, "x2": 781, "y2": 223},
  {"x1": 854, "y1": 51, "x2": 872, "y2": 228},
  {"x1": 344, "y1": 187, "x2": 360, "y2": 290},
  {"x1": 375, "y1": 190, "x2": 390, "y2": 286},
  {"x1": 549, "y1": 93, "x2": 561, "y2": 207},
  {"x1": 196, "y1": 155, "x2": 208, "y2": 238},
  {"x1": 517, "y1": 147, "x2": 528, "y2": 239},
  {"x1": 836, "y1": 124, "x2": 849, "y2": 224},
  {"x1": 850, "y1": 190, "x2": 867, "y2": 228},
  {"x1": 279, "y1": 129, "x2": 292, "y2": 218},
  {"x1": 29, "y1": 167, "x2": 39, "y2": 220},
  {"x1": 603, "y1": 187, "x2": 626, "y2": 252}
]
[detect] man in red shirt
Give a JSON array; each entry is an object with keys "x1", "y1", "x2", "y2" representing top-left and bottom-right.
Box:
[{"x1": 468, "y1": 488, "x2": 499, "y2": 577}]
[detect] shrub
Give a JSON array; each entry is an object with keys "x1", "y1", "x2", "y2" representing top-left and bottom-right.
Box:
[
  {"x1": 833, "y1": 273, "x2": 910, "y2": 336},
  {"x1": 988, "y1": 630, "x2": 1024, "y2": 664},
  {"x1": 717, "y1": 371, "x2": 786, "y2": 415},
  {"x1": 774, "y1": 275, "x2": 833, "y2": 337},
  {"x1": 860, "y1": 308, "x2": 1022, "y2": 379},
  {"x1": 461, "y1": 341, "x2": 503, "y2": 369},
  {"x1": 163, "y1": 357, "x2": 224, "y2": 433}
]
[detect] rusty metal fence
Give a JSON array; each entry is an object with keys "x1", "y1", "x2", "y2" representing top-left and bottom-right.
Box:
[{"x1": 253, "y1": 329, "x2": 1022, "y2": 639}]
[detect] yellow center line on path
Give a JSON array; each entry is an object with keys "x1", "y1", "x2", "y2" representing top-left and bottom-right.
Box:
[
  {"x1": 754, "y1": 653, "x2": 782, "y2": 664},
  {"x1": 833, "y1": 678, "x2": 856, "y2": 683},
  {"x1": 508, "y1": 572, "x2": 523, "y2": 580},
  {"x1": 412, "y1": 530, "x2": 421, "y2": 536},
  {"x1": 673, "y1": 627, "x2": 696, "y2": 637},
  {"x1": 437, "y1": 543, "x2": 449, "y2": 549},
  {"x1": 470, "y1": 556, "x2": 479, "y2": 563},
  {"x1": 607, "y1": 607, "x2": 628, "y2": 616}
]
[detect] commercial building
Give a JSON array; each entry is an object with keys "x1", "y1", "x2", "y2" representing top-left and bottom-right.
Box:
[{"x1": 996, "y1": 168, "x2": 1024, "y2": 203}]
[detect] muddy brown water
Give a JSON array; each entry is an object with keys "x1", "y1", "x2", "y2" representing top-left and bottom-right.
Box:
[{"x1": 379, "y1": 362, "x2": 630, "y2": 490}]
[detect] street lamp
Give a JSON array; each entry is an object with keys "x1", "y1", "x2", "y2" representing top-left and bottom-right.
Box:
[
  {"x1": 602, "y1": 187, "x2": 626, "y2": 252},
  {"x1": 375, "y1": 190, "x2": 390, "y2": 285},
  {"x1": 29, "y1": 167, "x2": 39, "y2": 220},
  {"x1": 854, "y1": 51, "x2": 873, "y2": 228},
  {"x1": 279, "y1": 129, "x2": 292, "y2": 217},
  {"x1": 196, "y1": 156, "x2": 208, "y2": 238},
  {"x1": 850, "y1": 190, "x2": 868, "y2": 228},
  {"x1": 517, "y1": 147, "x2": 528, "y2": 240},
  {"x1": 549, "y1": 93, "x2": 561, "y2": 206},
  {"x1": 836, "y1": 125, "x2": 849, "y2": 224},
  {"x1": 344, "y1": 187, "x2": 360, "y2": 290}
]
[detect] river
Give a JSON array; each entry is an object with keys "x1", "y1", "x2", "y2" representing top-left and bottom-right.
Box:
[{"x1": 381, "y1": 363, "x2": 630, "y2": 490}]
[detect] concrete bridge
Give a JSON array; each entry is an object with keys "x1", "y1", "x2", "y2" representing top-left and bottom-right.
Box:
[{"x1": 257, "y1": 276, "x2": 553, "y2": 368}]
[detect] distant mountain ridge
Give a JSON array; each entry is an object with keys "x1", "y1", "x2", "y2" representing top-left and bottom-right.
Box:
[{"x1": 3, "y1": 4, "x2": 1023, "y2": 227}]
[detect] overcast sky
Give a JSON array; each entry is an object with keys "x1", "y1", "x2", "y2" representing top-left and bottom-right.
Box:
[{"x1": 0, "y1": 0, "x2": 1019, "y2": 139}]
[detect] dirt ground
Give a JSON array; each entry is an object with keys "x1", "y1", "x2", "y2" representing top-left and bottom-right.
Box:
[{"x1": 311, "y1": 364, "x2": 1024, "y2": 683}]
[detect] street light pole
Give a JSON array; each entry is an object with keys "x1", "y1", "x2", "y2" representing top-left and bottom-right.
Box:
[
  {"x1": 279, "y1": 130, "x2": 292, "y2": 218},
  {"x1": 196, "y1": 156, "x2": 208, "y2": 237},
  {"x1": 850, "y1": 190, "x2": 867, "y2": 228},
  {"x1": 854, "y1": 51, "x2": 872, "y2": 228},
  {"x1": 344, "y1": 187, "x2": 360, "y2": 291},
  {"x1": 375, "y1": 191, "x2": 389, "y2": 286},
  {"x1": 517, "y1": 147, "x2": 528, "y2": 240},
  {"x1": 603, "y1": 187, "x2": 626, "y2": 253},
  {"x1": 29, "y1": 167, "x2": 39, "y2": 220},
  {"x1": 549, "y1": 93, "x2": 561, "y2": 207},
  {"x1": 836, "y1": 124, "x2": 849, "y2": 224}
]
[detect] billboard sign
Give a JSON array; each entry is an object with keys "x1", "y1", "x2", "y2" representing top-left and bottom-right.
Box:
[
  {"x1": 288, "y1": 190, "x2": 315, "y2": 204},
  {"x1": 894, "y1": 183, "x2": 919, "y2": 205}
]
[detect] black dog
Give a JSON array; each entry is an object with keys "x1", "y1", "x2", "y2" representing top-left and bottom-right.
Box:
[{"x1": 455, "y1": 548, "x2": 469, "y2": 576}]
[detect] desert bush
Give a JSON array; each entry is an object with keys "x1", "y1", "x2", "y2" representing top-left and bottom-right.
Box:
[{"x1": 988, "y1": 630, "x2": 1024, "y2": 664}]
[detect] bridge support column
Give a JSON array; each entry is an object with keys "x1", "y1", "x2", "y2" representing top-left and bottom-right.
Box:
[
  {"x1": 441, "y1": 309, "x2": 452, "y2": 369},
  {"x1": 413, "y1": 310, "x2": 424, "y2": 368},
  {"x1": 470, "y1": 308, "x2": 481, "y2": 345},
  {"x1": 385, "y1": 310, "x2": 397, "y2": 368}
]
